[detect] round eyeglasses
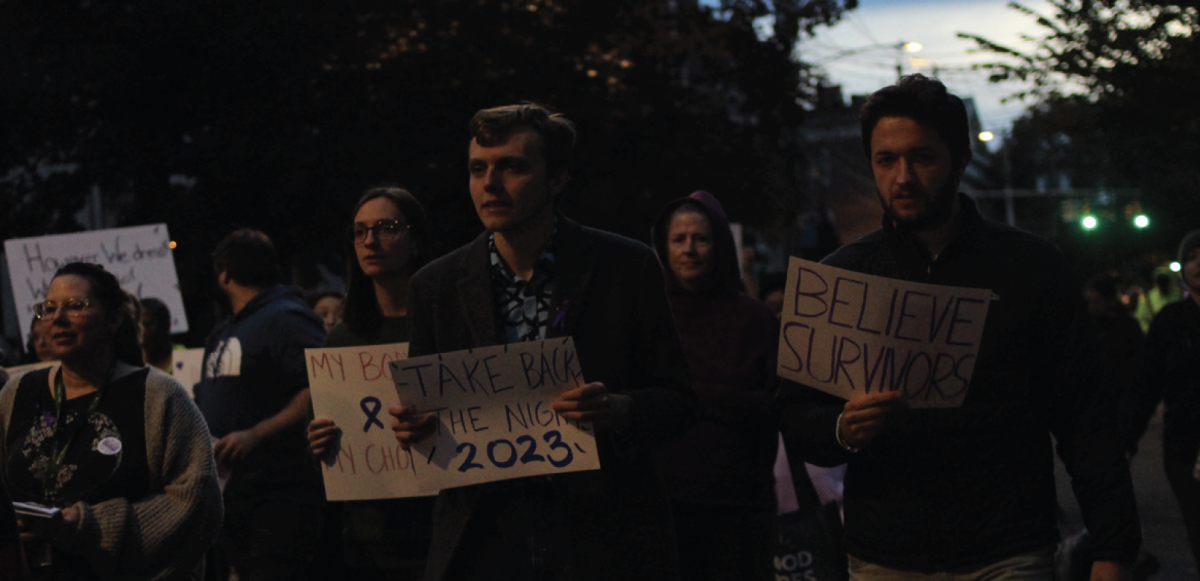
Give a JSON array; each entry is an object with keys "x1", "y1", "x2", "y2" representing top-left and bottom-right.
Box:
[
  {"x1": 352, "y1": 221, "x2": 410, "y2": 244},
  {"x1": 34, "y1": 298, "x2": 94, "y2": 319}
]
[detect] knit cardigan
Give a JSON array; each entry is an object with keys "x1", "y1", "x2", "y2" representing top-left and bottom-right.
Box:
[{"x1": 0, "y1": 367, "x2": 223, "y2": 580}]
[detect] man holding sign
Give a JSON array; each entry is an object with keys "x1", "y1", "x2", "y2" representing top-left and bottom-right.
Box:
[
  {"x1": 778, "y1": 75, "x2": 1140, "y2": 580},
  {"x1": 389, "y1": 103, "x2": 695, "y2": 580}
]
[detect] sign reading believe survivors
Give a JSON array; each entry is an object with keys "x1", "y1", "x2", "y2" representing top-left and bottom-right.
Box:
[
  {"x1": 306, "y1": 342, "x2": 432, "y2": 501},
  {"x1": 777, "y1": 257, "x2": 992, "y2": 408},
  {"x1": 390, "y1": 337, "x2": 600, "y2": 492}
]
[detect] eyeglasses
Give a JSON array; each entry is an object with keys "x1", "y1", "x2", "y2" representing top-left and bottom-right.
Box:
[
  {"x1": 34, "y1": 298, "x2": 94, "y2": 319},
  {"x1": 352, "y1": 221, "x2": 410, "y2": 244}
]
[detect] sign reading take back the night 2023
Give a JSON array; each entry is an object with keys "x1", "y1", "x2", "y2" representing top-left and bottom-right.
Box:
[
  {"x1": 390, "y1": 337, "x2": 600, "y2": 492},
  {"x1": 777, "y1": 257, "x2": 993, "y2": 408}
]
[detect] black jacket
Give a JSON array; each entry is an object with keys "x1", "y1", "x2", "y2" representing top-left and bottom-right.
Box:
[
  {"x1": 779, "y1": 194, "x2": 1140, "y2": 571},
  {"x1": 408, "y1": 215, "x2": 696, "y2": 581},
  {"x1": 1129, "y1": 297, "x2": 1200, "y2": 462}
]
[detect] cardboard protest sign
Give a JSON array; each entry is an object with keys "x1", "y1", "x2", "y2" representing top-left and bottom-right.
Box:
[
  {"x1": 171, "y1": 348, "x2": 205, "y2": 400},
  {"x1": 778, "y1": 257, "x2": 992, "y2": 408},
  {"x1": 390, "y1": 337, "x2": 600, "y2": 492},
  {"x1": 306, "y1": 342, "x2": 433, "y2": 501},
  {"x1": 5, "y1": 225, "x2": 187, "y2": 346}
]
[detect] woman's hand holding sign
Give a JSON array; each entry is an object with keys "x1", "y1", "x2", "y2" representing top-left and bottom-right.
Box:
[
  {"x1": 552, "y1": 382, "x2": 632, "y2": 432},
  {"x1": 389, "y1": 403, "x2": 439, "y2": 451},
  {"x1": 838, "y1": 390, "x2": 907, "y2": 450},
  {"x1": 307, "y1": 418, "x2": 342, "y2": 459}
]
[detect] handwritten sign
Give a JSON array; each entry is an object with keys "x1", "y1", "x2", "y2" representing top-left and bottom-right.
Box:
[
  {"x1": 390, "y1": 337, "x2": 600, "y2": 492},
  {"x1": 777, "y1": 257, "x2": 992, "y2": 408},
  {"x1": 4, "y1": 225, "x2": 188, "y2": 346},
  {"x1": 306, "y1": 342, "x2": 433, "y2": 501}
]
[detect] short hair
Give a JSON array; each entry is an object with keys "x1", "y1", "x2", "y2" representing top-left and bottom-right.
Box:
[
  {"x1": 141, "y1": 297, "x2": 171, "y2": 331},
  {"x1": 53, "y1": 262, "x2": 145, "y2": 366},
  {"x1": 468, "y1": 103, "x2": 577, "y2": 175},
  {"x1": 140, "y1": 297, "x2": 171, "y2": 333},
  {"x1": 860, "y1": 74, "x2": 971, "y2": 168},
  {"x1": 212, "y1": 228, "x2": 281, "y2": 288}
]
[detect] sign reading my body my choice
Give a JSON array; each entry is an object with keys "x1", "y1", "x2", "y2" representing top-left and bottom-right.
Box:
[
  {"x1": 306, "y1": 342, "x2": 430, "y2": 501},
  {"x1": 390, "y1": 337, "x2": 600, "y2": 492},
  {"x1": 4, "y1": 224, "x2": 188, "y2": 345},
  {"x1": 778, "y1": 257, "x2": 992, "y2": 408}
]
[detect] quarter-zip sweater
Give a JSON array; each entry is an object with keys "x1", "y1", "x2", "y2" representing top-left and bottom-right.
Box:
[{"x1": 779, "y1": 194, "x2": 1140, "y2": 571}]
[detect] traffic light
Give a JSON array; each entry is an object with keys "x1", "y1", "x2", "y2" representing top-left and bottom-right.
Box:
[{"x1": 1125, "y1": 201, "x2": 1150, "y2": 229}]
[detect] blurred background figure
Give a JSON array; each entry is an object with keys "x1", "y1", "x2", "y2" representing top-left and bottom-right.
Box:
[
  {"x1": 1136, "y1": 266, "x2": 1183, "y2": 333},
  {"x1": 1083, "y1": 271, "x2": 1144, "y2": 448},
  {"x1": 1127, "y1": 230, "x2": 1200, "y2": 572},
  {"x1": 1, "y1": 262, "x2": 221, "y2": 579},
  {"x1": 140, "y1": 297, "x2": 182, "y2": 373},
  {"x1": 758, "y1": 271, "x2": 787, "y2": 318},
  {"x1": 306, "y1": 186, "x2": 434, "y2": 579},
  {"x1": 123, "y1": 291, "x2": 144, "y2": 349},
  {"x1": 22, "y1": 316, "x2": 55, "y2": 365},
  {"x1": 650, "y1": 191, "x2": 779, "y2": 580},
  {"x1": 308, "y1": 291, "x2": 344, "y2": 334}
]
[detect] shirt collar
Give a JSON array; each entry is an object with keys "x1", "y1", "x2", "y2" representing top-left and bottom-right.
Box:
[{"x1": 487, "y1": 217, "x2": 558, "y2": 286}]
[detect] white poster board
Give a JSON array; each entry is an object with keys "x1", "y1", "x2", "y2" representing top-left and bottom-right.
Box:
[
  {"x1": 777, "y1": 257, "x2": 992, "y2": 408},
  {"x1": 390, "y1": 337, "x2": 600, "y2": 492},
  {"x1": 306, "y1": 342, "x2": 433, "y2": 501},
  {"x1": 4, "y1": 224, "x2": 188, "y2": 346},
  {"x1": 171, "y1": 348, "x2": 205, "y2": 400}
]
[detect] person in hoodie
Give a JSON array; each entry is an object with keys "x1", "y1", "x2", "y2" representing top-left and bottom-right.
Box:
[
  {"x1": 651, "y1": 191, "x2": 780, "y2": 580},
  {"x1": 195, "y1": 228, "x2": 327, "y2": 581}
]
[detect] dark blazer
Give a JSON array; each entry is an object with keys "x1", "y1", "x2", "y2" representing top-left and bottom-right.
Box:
[{"x1": 408, "y1": 215, "x2": 696, "y2": 580}]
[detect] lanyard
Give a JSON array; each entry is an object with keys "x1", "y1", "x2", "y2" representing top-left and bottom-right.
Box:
[{"x1": 43, "y1": 360, "x2": 117, "y2": 494}]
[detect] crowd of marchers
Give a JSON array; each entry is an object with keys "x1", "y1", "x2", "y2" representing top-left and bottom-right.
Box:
[{"x1": 0, "y1": 74, "x2": 1198, "y2": 581}]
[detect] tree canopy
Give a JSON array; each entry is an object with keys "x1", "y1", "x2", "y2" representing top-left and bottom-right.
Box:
[
  {"x1": 959, "y1": 0, "x2": 1200, "y2": 272},
  {"x1": 1, "y1": 0, "x2": 856, "y2": 340}
]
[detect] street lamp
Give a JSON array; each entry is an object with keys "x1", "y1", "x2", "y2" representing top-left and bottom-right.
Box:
[{"x1": 978, "y1": 129, "x2": 1014, "y2": 226}]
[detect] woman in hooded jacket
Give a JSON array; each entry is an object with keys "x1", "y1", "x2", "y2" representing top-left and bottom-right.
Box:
[{"x1": 650, "y1": 191, "x2": 780, "y2": 580}]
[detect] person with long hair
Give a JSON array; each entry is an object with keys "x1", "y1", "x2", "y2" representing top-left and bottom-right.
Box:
[
  {"x1": 307, "y1": 186, "x2": 434, "y2": 579},
  {"x1": 0, "y1": 262, "x2": 222, "y2": 579}
]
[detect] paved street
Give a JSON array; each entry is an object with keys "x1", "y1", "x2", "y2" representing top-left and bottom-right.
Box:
[{"x1": 1057, "y1": 406, "x2": 1196, "y2": 580}]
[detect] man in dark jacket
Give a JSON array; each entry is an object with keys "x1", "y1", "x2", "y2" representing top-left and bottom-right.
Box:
[
  {"x1": 778, "y1": 74, "x2": 1140, "y2": 580},
  {"x1": 195, "y1": 228, "x2": 327, "y2": 581},
  {"x1": 389, "y1": 103, "x2": 696, "y2": 580}
]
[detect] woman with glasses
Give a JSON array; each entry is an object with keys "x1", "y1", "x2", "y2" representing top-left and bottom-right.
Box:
[
  {"x1": 0, "y1": 262, "x2": 222, "y2": 580},
  {"x1": 307, "y1": 185, "x2": 435, "y2": 579}
]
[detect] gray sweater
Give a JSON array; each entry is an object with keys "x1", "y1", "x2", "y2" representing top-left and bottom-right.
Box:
[{"x1": 0, "y1": 367, "x2": 223, "y2": 580}]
